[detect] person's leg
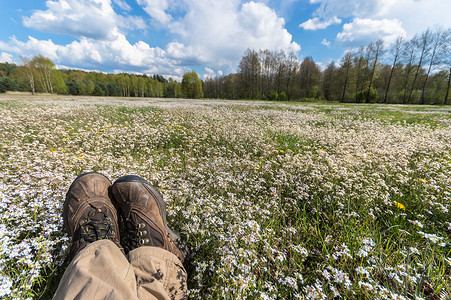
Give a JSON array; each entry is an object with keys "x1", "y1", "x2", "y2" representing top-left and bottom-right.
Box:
[
  {"x1": 128, "y1": 246, "x2": 187, "y2": 300},
  {"x1": 111, "y1": 175, "x2": 189, "y2": 300},
  {"x1": 53, "y1": 172, "x2": 138, "y2": 300},
  {"x1": 53, "y1": 240, "x2": 139, "y2": 300}
]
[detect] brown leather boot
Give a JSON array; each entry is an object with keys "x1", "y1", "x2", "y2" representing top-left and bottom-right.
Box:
[
  {"x1": 111, "y1": 175, "x2": 189, "y2": 264},
  {"x1": 63, "y1": 172, "x2": 122, "y2": 259}
]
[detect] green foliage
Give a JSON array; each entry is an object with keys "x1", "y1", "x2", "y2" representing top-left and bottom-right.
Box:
[
  {"x1": 0, "y1": 62, "x2": 17, "y2": 77},
  {"x1": 0, "y1": 55, "x2": 183, "y2": 98},
  {"x1": 0, "y1": 77, "x2": 18, "y2": 93},
  {"x1": 106, "y1": 82, "x2": 120, "y2": 96},
  {"x1": 269, "y1": 90, "x2": 278, "y2": 100},
  {"x1": 53, "y1": 71, "x2": 67, "y2": 94},
  {"x1": 357, "y1": 88, "x2": 378, "y2": 103},
  {"x1": 182, "y1": 71, "x2": 203, "y2": 99},
  {"x1": 65, "y1": 80, "x2": 80, "y2": 95},
  {"x1": 92, "y1": 84, "x2": 105, "y2": 96},
  {"x1": 278, "y1": 91, "x2": 287, "y2": 101},
  {"x1": 307, "y1": 85, "x2": 319, "y2": 99},
  {"x1": 152, "y1": 74, "x2": 168, "y2": 83}
]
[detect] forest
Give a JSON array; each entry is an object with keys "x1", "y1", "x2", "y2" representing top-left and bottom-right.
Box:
[
  {"x1": 0, "y1": 27, "x2": 449, "y2": 104},
  {"x1": 205, "y1": 27, "x2": 450, "y2": 104}
]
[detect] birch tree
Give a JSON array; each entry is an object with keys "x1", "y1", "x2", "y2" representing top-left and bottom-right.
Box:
[
  {"x1": 420, "y1": 27, "x2": 449, "y2": 103},
  {"x1": 21, "y1": 57, "x2": 36, "y2": 94},
  {"x1": 384, "y1": 37, "x2": 404, "y2": 103}
]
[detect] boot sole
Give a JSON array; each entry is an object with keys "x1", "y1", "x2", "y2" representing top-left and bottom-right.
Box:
[{"x1": 112, "y1": 175, "x2": 182, "y2": 243}]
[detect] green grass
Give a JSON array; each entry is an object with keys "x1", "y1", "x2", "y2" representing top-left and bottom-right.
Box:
[{"x1": 0, "y1": 95, "x2": 450, "y2": 299}]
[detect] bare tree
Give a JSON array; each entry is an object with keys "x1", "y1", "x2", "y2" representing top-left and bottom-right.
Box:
[
  {"x1": 274, "y1": 52, "x2": 286, "y2": 93},
  {"x1": 298, "y1": 57, "x2": 320, "y2": 98},
  {"x1": 384, "y1": 37, "x2": 404, "y2": 103},
  {"x1": 443, "y1": 29, "x2": 451, "y2": 104},
  {"x1": 420, "y1": 27, "x2": 449, "y2": 103},
  {"x1": 322, "y1": 62, "x2": 336, "y2": 101},
  {"x1": 340, "y1": 51, "x2": 353, "y2": 102},
  {"x1": 401, "y1": 40, "x2": 417, "y2": 103},
  {"x1": 366, "y1": 40, "x2": 384, "y2": 102},
  {"x1": 408, "y1": 29, "x2": 433, "y2": 103},
  {"x1": 354, "y1": 47, "x2": 369, "y2": 102},
  {"x1": 284, "y1": 52, "x2": 299, "y2": 100},
  {"x1": 239, "y1": 49, "x2": 261, "y2": 99}
]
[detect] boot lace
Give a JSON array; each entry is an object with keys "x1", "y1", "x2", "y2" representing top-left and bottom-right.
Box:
[
  {"x1": 122, "y1": 219, "x2": 148, "y2": 253},
  {"x1": 79, "y1": 209, "x2": 116, "y2": 242}
]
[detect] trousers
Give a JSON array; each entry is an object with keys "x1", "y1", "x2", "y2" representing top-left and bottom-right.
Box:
[{"x1": 53, "y1": 239, "x2": 187, "y2": 300}]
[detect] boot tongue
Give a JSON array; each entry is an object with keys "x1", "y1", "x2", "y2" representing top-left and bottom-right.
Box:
[{"x1": 80, "y1": 208, "x2": 115, "y2": 242}]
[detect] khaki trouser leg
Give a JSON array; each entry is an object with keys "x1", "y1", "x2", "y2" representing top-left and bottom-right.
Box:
[
  {"x1": 53, "y1": 240, "x2": 187, "y2": 300},
  {"x1": 53, "y1": 240, "x2": 138, "y2": 300},
  {"x1": 128, "y1": 246, "x2": 188, "y2": 300}
]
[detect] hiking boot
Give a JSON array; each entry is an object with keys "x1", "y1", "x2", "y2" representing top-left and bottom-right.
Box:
[
  {"x1": 111, "y1": 175, "x2": 189, "y2": 264},
  {"x1": 63, "y1": 172, "x2": 121, "y2": 259}
]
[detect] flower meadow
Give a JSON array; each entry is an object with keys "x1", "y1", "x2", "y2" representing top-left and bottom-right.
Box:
[{"x1": 0, "y1": 95, "x2": 450, "y2": 299}]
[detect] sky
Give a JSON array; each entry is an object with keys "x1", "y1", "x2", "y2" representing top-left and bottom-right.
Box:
[{"x1": 0, "y1": 0, "x2": 450, "y2": 80}]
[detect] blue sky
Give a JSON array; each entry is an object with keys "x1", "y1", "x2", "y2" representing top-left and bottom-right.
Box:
[{"x1": 0, "y1": 0, "x2": 450, "y2": 80}]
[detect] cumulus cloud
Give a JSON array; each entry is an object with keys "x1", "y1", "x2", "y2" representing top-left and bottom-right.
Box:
[
  {"x1": 300, "y1": 17, "x2": 341, "y2": 30},
  {"x1": 307, "y1": 0, "x2": 451, "y2": 37},
  {"x1": 203, "y1": 67, "x2": 224, "y2": 79},
  {"x1": 166, "y1": 42, "x2": 210, "y2": 65},
  {"x1": 336, "y1": 18, "x2": 406, "y2": 47},
  {"x1": 22, "y1": 0, "x2": 144, "y2": 40},
  {"x1": 22, "y1": 0, "x2": 118, "y2": 39},
  {"x1": 3, "y1": 0, "x2": 301, "y2": 78},
  {"x1": 0, "y1": 31, "x2": 183, "y2": 75},
  {"x1": 167, "y1": 0, "x2": 300, "y2": 71},
  {"x1": 203, "y1": 67, "x2": 216, "y2": 79},
  {"x1": 0, "y1": 52, "x2": 13, "y2": 63},
  {"x1": 137, "y1": 0, "x2": 172, "y2": 25}
]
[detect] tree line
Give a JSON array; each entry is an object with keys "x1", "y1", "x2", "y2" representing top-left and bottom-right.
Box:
[
  {"x1": 0, "y1": 55, "x2": 200, "y2": 98},
  {"x1": 205, "y1": 27, "x2": 450, "y2": 104},
  {"x1": 1, "y1": 27, "x2": 449, "y2": 104}
]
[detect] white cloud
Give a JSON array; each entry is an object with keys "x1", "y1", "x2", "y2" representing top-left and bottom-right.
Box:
[
  {"x1": 22, "y1": 0, "x2": 119, "y2": 40},
  {"x1": 112, "y1": 0, "x2": 132, "y2": 11},
  {"x1": 321, "y1": 38, "x2": 331, "y2": 47},
  {"x1": 2, "y1": 0, "x2": 301, "y2": 78},
  {"x1": 239, "y1": 1, "x2": 300, "y2": 53},
  {"x1": 336, "y1": 18, "x2": 406, "y2": 47},
  {"x1": 203, "y1": 67, "x2": 216, "y2": 79},
  {"x1": 22, "y1": 0, "x2": 145, "y2": 40},
  {"x1": 382, "y1": 0, "x2": 451, "y2": 36},
  {"x1": 309, "y1": 0, "x2": 385, "y2": 19},
  {"x1": 300, "y1": 17, "x2": 341, "y2": 30},
  {"x1": 0, "y1": 52, "x2": 13, "y2": 63},
  {"x1": 137, "y1": 0, "x2": 172, "y2": 25},
  {"x1": 117, "y1": 15, "x2": 147, "y2": 31},
  {"x1": 0, "y1": 31, "x2": 185, "y2": 75},
  {"x1": 166, "y1": 42, "x2": 209, "y2": 65},
  {"x1": 203, "y1": 67, "x2": 224, "y2": 79},
  {"x1": 308, "y1": 0, "x2": 451, "y2": 38},
  {"x1": 167, "y1": 0, "x2": 300, "y2": 72}
]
